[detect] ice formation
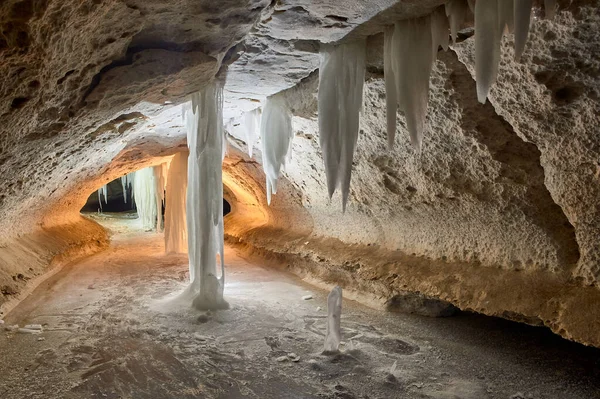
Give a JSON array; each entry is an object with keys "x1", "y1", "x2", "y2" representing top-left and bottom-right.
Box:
[
  {"x1": 164, "y1": 152, "x2": 188, "y2": 254},
  {"x1": 133, "y1": 167, "x2": 158, "y2": 231},
  {"x1": 384, "y1": 26, "x2": 398, "y2": 149},
  {"x1": 431, "y1": 6, "x2": 450, "y2": 60},
  {"x1": 445, "y1": 0, "x2": 468, "y2": 43},
  {"x1": 474, "y1": 0, "x2": 502, "y2": 104},
  {"x1": 324, "y1": 286, "x2": 342, "y2": 353},
  {"x1": 153, "y1": 163, "x2": 167, "y2": 232},
  {"x1": 184, "y1": 80, "x2": 228, "y2": 310},
  {"x1": 514, "y1": 0, "x2": 533, "y2": 61},
  {"x1": 97, "y1": 184, "x2": 108, "y2": 211},
  {"x1": 260, "y1": 95, "x2": 293, "y2": 205},
  {"x1": 386, "y1": 16, "x2": 434, "y2": 150},
  {"x1": 318, "y1": 40, "x2": 366, "y2": 211},
  {"x1": 120, "y1": 173, "x2": 134, "y2": 203},
  {"x1": 244, "y1": 108, "x2": 260, "y2": 158}
]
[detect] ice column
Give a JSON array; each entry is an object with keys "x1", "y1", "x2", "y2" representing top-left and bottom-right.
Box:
[
  {"x1": 153, "y1": 163, "x2": 167, "y2": 232},
  {"x1": 318, "y1": 40, "x2": 366, "y2": 211},
  {"x1": 244, "y1": 108, "x2": 260, "y2": 158},
  {"x1": 324, "y1": 286, "x2": 343, "y2": 353},
  {"x1": 164, "y1": 151, "x2": 188, "y2": 254},
  {"x1": 260, "y1": 95, "x2": 293, "y2": 205},
  {"x1": 184, "y1": 80, "x2": 228, "y2": 310},
  {"x1": 133, "y1": 167, "x2": 158, "y2": 231}
]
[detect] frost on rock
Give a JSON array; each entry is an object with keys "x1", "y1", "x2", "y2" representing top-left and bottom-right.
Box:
[
  {"x1": 153, "y1": 163, "x2": 167, "y2": 232},
  {"x1": 133, "y1": 167, "x2": 158, "y2": 231},
  {"x1": 387, "y1": 16, "x2": 434, "y2": 150},
  {"x1": 445, "y1": 0, "x2": 468, "y2": 43},
  {"x1": 164, "y1": 152, "x2": 188, "y2": 254},
  {"x1": 184, "y1": 80, "x2": 228, "y2": 311},
  {"x1": 318, "y1": 40, "x2": 366, "y2": 211},
  {"x1": 260, "y1": 94, "x2": 293, "y2": 205},
  {"x1": 324, "y1": 286, "x2": 342, "y2": 353},
  {"x1": 514, "y1": 0, "x2": 533, "y2": 61},
  {"x1": 244, "y1": 108, "x2": 261, "y2": 158}
]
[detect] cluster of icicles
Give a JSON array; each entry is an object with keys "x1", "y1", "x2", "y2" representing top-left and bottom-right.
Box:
[{"x1": 238, "y1": 0, "x2": 557, "y2": 210}]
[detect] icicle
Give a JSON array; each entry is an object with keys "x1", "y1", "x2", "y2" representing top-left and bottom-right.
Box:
[
  {"x1": 498, "y1": 0, "x2": 515, "y2": 34},
  {"x1": 475, "y1": 0, "x2": 502, "y2": 104},
  {"x1": 384, "y1": 26, "x2": 398, "y2": 149},
  {"x1": 260, "y1": 95, "x2": 293, "y2": 205},
  {"x1": 244, "y1": 108, "x2": 260, "y2": 158},
  {"x1": 184, "y1": 80, "x2": 227, "y2": 310},
  {"x1": 318, "y1": 40, "x2": 366, "y2": 211},
  {"x1": 324, "y1": 286, "x2": 342, "y2": 353},
  {"x1": 164, "y1": 152, "x2": 188, "y2": 254},
  {"x1": 392, "y1": 16, "x2": 434, "y2": 150},
  {"x1": 514, "y1": 0, "x2": 533, "y2": 61},
  {"x1": 445, "y1": 0, "x2": 469, "y2": 44},
  {"x1": 431, "y1": 6, "x2": 450, "y2": 60},
  {"x1": 153, "y1": 164, "x2": 167, "y2": 232},
  {"x1": 97, "y1": 189, "x2": 103, "y2": 212},
  {"x1": 467, "y1": 0, "x2": 475, "y2": 12},
  {"x1": 544, "y1": 0, "x2": 556, "y2": 20},
  {"x1": 133, "y1": 167, "x2": 158, "y2": 231}
]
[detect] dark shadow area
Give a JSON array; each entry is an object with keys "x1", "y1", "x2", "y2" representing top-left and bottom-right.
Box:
[
  {"x1": 223, "y1": 198, "x2": 231, "y2": 216},
  {"x1": 81, "y1": 178, "x2": 135, "y2": 213}
]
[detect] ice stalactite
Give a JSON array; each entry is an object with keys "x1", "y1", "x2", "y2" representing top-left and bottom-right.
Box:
[
  {"x1": 184, "y1": 80, "x2": 228, "y2": 310},
  {"x1": 318, "y1": 40, "x2": 366, "y2": 211},
  {"x1": 153, "y1": 163, "x2": 167, "y2": 232},
  {"x1": 133, "y1": 167, "x2": 158, "y2": 231},
  {"x1": 545, "y1": 0, "x2": 556, "y2": 20},
  {"x1": 384, "y1": 26, "x2": 398, "y2": 149},
  {"x1": 324, "y1": 286, "x2": 342, "y2": 353},
  {"x1": 120, "y1": 173, "x2": 134, "y2": 203},
  {"x1": 97, "y1": 184, "x2": 108, "y2": 211},
  {"x1": 260, "y1": 95, "x2": 293, "y2": 205},
  {"x1": 244, "y1": 108, "x2": 260, "y2": 158},
  {"x1": 431, "y1": 6, "x2": 450, "y2": 60},
  {"x1": 514, "y1": 0, "x2": 533, "y2": 61},
  {"x1": 386, "y1": 16, "x2": 434, "y2": 150},
  {"x1": 498, "y1": 0, "x2": 515, "y2": 34},
  {"x1": 475, "y1": 0, "x2": 502, "y2": 104},
  {"x1": 445, "y1": 0, "x2": 468, "y2": 44},
  {"x1": 164, "y1": 152, "x2": 188, "y2": 254}
]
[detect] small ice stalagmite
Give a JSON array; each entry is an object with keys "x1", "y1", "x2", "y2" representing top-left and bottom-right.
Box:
[
  {"x1": 324, "y1": 286, "x2": 343, "y2": 353},
  {"x1": 514, "y1": 0, "x2": 533, "y2": 61},
  {"x1": 133, "y1": 167, "x2": 158, "y2": 230},
  {"x1": 445, "y1": 0, "x2": 469, "y2": 44},
  {"x1": 392, "y1": 16, "x2": 434, "y2": 150},
  {"x1": 244, "y1": 108, "x2": 260, "y2": 158},
  {"x1": 318, "y1": 40, "x2": 366, "y2": 211},
  {"x1": 164, "y1": 151, "x2": 188, "y2": 254},
  {"x1": 475, "y1": 0, "x2": 502, "y2": 104},
  {"x1": 184, "y1": 80, "x2": 228, "y2": 310},
  {"x1": 260, "y1": 94, "x2": 293, "y2": 205}
]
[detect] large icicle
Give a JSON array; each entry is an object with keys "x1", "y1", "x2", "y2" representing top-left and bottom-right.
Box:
[
  {"x1": 475, "y1": 0, "x2": 502, "y2": 104},
  {"x1": 184, "y1": 80, "x2": 227, "y2": 310},
  {"x1": 431, "y1": 6, "x2": 450, "y2": 60},
  {"x1": 392, "y1": 16, "x2": 434, "y2": 150},
  {"x1": 514, "y1": 0, "x2": 533, "y2": 61},
  {"x1": 133, "y1": 167, "x2": 157, "y2": 231},
  {"x1": 244, "y1": 108, "x2": 260, "y2": 158},
  {"x1": 164, "y1": 152, "x2": 188, "y2": 254},
  {"x1": 260, "y1": 95, "x2": 293, "y2": 205},
  {"x1": 324, "y1": 286, "x2": 342, "y2": 353},
  {"x1": 384, "y1": 26, "x2": 398, "y2": 149},
  {"x1": 153, "y1": 163, "x2": 167, "y2": 232},
  {"x1": 445, "y1": 0, "x2": 468, "y2": 44},
  {"x1": 498, "y1": 0, "x2": 515, "y2": 34},
  {"x1": 120, "y1": 173, "x2": 134, "y2": 204},
  {"x1": 318, "y1": 40, "x2": 366, "y2": 211}
]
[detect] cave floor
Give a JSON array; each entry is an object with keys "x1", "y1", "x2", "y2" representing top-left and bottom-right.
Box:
[{"x1": 1, "y1": 216, "x2": 599, "y2": 399}]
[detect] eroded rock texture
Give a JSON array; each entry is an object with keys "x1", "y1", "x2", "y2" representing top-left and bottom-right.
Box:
[{"x1": 0, "y1": 0, "x2": 598, "y2": 347}]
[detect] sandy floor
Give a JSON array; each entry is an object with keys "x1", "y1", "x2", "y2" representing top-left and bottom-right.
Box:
[{"x1": 0, "y1": 215, "x2": 599, "y2": 399}]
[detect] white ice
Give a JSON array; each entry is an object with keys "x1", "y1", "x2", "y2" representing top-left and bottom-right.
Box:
[
  {"x1": 431, "y1": 6, "x2": 450, "y2": 60},
  {"x1": 244, "y1": 108, "x2": 260, "y2": 158},
  {"x1": 318, "y1": 40, "x2": 366, "y2": 211},
  {"x1": 445, "y1": 0, "x2": 468, "y2": 44},
  {"x1": 475, "y1": 0, "x2": 502, "y2": 104},
  {"x1": 324, "y1": 286, "x2": 342, "y2": 353},
  {"x1": 384, "y1": 26, "x2": 398, "y2": 149},
  {"x1": 183, "y1": 80, "x2": 227, "y2": 310},
  {"x1": 260, "y1": 95, "x2": 293, "y2": 205},
  {"x1": 514, "y1": 0, "x2": 533, "y2": 61},
  {"x1": 164, "y1": 152, "x2": 188, "y2": 254},
  {"x1": 153, "y1": 163, "x2": 167, "y2": 232},
  {"x1": 133, "y1": 167, "x2": 158, "y2": 231}
]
